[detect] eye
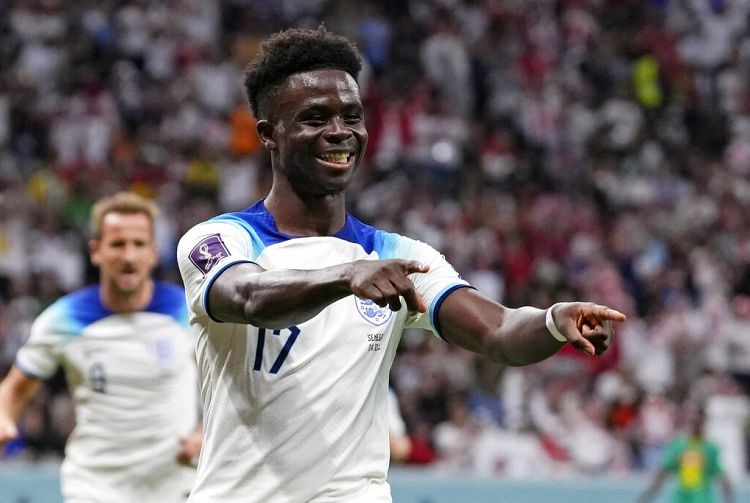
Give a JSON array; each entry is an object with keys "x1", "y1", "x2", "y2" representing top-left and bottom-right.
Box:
[
  {"x1": 344, "y1": 113, "x2": 363, "y2": 125},
  {"x1": 300, "y1": 113, "x2": 326, "y2": 126}
]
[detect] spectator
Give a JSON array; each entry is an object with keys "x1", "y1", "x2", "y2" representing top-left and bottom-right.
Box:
[
  {"x1": 1, "y1": 1, "x2": 750, "y2": 483},
  {"x1": 638, "y1": 405, "x2": 734, "y2": 503}
]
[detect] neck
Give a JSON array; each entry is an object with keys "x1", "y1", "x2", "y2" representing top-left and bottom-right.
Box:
[
  {"x1": 100, "y1": 280, "x2": 154, "y2": 313},
  {"x1": 265, "y1": 186, "x2": 347, "y2": 236}
]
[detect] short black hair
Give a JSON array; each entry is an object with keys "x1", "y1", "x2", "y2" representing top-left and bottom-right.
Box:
[{"x1": 244, "y1": 26, "x2": 363, "y2": 120}]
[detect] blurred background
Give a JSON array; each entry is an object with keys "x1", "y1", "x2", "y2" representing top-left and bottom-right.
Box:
[{"x1": 2, "y1": 0, "x2": 750, "y2": 501}]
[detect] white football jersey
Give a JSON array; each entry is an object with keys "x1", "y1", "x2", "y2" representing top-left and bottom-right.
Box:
[
  {"x1": 177, "y1": 200, "x2": 468, "y2": 503},
  {"x1": 15, "y1": 282, "x2": 198, "y2": 503}
]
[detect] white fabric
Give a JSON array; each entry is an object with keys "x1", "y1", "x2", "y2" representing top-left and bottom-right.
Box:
[
  {"x1": 15, "y1": 283, "x2": 198, "y2": 503},
  {"x1": 177, "y1": 202, "x2": 468, "y2": 503}
]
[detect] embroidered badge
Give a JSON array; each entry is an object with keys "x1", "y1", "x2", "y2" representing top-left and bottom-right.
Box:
[
  {"x1": 154, "y1": 339, "x2": 174, "y2": 366},
  {"x1": 189, "y1": 234, "x2": 230, "y2": 274},
  {"x1": 354, "y1": 297, "x2": 393, "y2": 326}
]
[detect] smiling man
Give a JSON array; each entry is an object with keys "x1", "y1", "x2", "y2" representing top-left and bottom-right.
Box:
[
  {"x1": 176, "y1": 27, "x2": 626, "y2": 503},
  {"x1": 0, "y1": 192, "x2": 202, "y2": 503}
]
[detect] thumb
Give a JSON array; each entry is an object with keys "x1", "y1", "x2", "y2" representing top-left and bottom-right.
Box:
[{"x1": 566, "y1": 332, "x2": 596, "y2": 356}]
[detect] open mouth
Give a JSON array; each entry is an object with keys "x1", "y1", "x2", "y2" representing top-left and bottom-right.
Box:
[{"x1": 316, "y1": 152, "x2": 354, "y2": 166}]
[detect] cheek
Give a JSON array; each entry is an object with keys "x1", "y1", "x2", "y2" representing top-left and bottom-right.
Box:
[
  {"x1": 356, "y1": 129, "x2": 368, "y2": 149},
  {"x1": 142, "y1": 249, "x2": 158, "y2": 268}
]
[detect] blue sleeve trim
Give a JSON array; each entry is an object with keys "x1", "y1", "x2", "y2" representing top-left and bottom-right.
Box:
[
  {"x1": 430, "y1": 284, "x2": 475, "y2": 341},
  {"x1": 202, "y1": 259, "x2": 257, "y2": 323}
]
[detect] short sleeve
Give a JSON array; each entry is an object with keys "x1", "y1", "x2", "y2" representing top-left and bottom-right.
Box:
[
  {"x1": 374, "y1": 232, "x2": 470, "y2": 338},
  {"x1": 706, "y1": 443, "x2": 724, "y2": 477},
  {"x1": 15, "y1": 306, "x2": 66, "y2": 380},
  {"x1": 659, "y1": 438, "x2": 682, "y2": 473},
  {"x1": 177, "y1": 219, "x2": 259, "y2": 320}
]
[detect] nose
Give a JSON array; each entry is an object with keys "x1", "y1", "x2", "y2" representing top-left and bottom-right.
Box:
[
  {"x1": 122, "y1": 243, "x2": 139, "y2": 262},
  {"x1": 324, "y1": 116, "x2": 351, "y2": 142}
]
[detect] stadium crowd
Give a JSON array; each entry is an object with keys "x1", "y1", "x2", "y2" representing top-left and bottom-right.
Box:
[{"x1": 2, "y1": 0, "x2": 750, "y2": 485}]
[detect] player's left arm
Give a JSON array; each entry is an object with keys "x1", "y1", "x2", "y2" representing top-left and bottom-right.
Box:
[{"x1": 436, "y1": 288, "x2": 626, "y2": 366}]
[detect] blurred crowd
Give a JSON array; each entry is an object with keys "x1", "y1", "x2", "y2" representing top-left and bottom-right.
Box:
[{"x1": 2, "y1": 0, "x2": 750, "y2": 484}]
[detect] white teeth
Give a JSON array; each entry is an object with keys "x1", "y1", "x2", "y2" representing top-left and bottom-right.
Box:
[{"x1": 320, "y1": 153, "x2": 350, "y2": 163}]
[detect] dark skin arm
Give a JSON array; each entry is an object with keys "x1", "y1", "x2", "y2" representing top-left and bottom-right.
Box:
[
  {"x1": 208, "y1": 260, "x2": 624, "y2": 365},
  {"x1": 438, "y1": 288, "x2": 624, "y2": 365},
  {"x1": 208, "y1": 259, "x2": 430, "y2": 328}
]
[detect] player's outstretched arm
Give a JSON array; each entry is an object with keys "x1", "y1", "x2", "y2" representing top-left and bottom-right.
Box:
[
  {"x1": 0, "y1": 366, "x2": 42, "y2": 444},
  {"x1": 436, "y1": 288, "x2": 626, "y2": 366},
  {"x1": 208, "y1": 259, "x2": 429, "y2": 328}
]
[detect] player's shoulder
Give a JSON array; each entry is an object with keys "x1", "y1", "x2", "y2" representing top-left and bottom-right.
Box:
[
  {"x1": 33, "y1": 284, "x2": 110, "y2": 335},
  {"x1": 151, "y1": 281, "x2": 186, "y2": 302},
  {"x1": 146, "y1": 281, "x2": 190, "y2": 326},
  {"x1": 667, "y1": 436, "x2": 690, "y2": 451},
  {"x1": 46, "y1": 284, "x2": 104, "y2": 315},
  {"x1": 345, "y1": 214, "x2": 437, "y2": 260},
  {"x1": 209, "y1": 201, "x2": 269, "y2": 229},
  {"x1": 704, "y1": 439, "x2": 722, "y2": 455},
  {"x1": 178, "y1": 200, "x2": 271, "y2": 250}
]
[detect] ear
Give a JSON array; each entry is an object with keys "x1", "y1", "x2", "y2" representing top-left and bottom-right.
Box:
[
  {"x1": 256, "y1": 120, "x2": 277, "y2": 151},
  {"x1": 88, "y1": 239, "x2": 101, "y2": 266}
]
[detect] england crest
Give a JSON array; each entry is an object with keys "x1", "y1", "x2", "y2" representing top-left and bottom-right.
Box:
[{"x1": 355, "y1": 297, "x2": 393, "y2": 326}]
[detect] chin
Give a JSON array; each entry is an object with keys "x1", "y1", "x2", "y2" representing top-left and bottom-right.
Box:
[
  {"x1": 323, "y1": 172, "x2": 357, "y2": 191},
  {"x1": 114, "y1": 278, "x2": 146, "y2": 294}
]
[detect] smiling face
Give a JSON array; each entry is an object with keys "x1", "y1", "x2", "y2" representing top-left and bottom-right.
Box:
[
  {"x1": 89, "y1": 212, "x2": 157, "y2": 301},
  {"x1": 258, "y1": 69, "x2": 368, "y2": 198}
]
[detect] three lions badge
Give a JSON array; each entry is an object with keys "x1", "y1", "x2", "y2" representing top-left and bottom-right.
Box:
[{"x1": 354, "y1": 297, "x2": 393, "y2": 326}]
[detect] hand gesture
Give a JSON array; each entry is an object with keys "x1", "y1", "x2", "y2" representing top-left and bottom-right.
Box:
[
  {"x1": 176, "y1": 428, "x2": 203, "y2": 467},
  {"x1": 549, "y1": 302, "x2": 626, "y2": 356},
  {"x1": 347, "y1": 259, "x2": 430, "y2": 313}
]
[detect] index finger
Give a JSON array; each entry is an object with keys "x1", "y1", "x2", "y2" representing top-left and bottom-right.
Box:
[{"x1": 586, "y1": 305, "x2": 626, "y2": 323}]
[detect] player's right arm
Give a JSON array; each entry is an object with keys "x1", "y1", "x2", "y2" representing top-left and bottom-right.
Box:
[
  {"x1": 177, "y1": 220, "x2": 430, "y2": 328},
  {"x1": 0, "y1": 366, "x2": 42, "y2": 444},
  {"x1": 207, "y1": 259, "x2": 429, "y2": 328}
]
